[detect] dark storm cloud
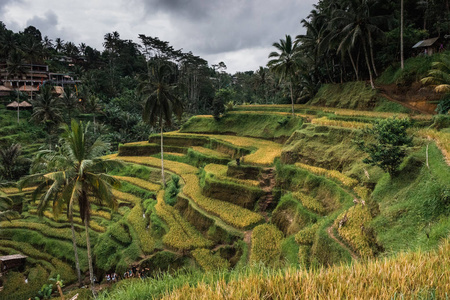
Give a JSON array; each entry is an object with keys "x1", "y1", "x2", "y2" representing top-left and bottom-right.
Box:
[{"x1": 137, "y1": 0, "x2": 316, "y2": 55}]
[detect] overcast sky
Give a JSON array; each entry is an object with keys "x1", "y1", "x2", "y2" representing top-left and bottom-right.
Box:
[{"x1": 0, "y1": 0, "x2": 317, "y2": 73}]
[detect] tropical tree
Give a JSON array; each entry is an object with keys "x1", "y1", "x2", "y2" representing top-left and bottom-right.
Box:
[
  {"x1": 19, "y1": 120, "x2": 122, "y2": 293},
  {"x1": 0, "y1": 143, "x2": 28, "y2": 181},
  {"x1": 31, "y1": 84, "x2": 64, "y2": 144},
  {"x1": 61, "y1": 86, "x2": 79, "y2": 121},
  {"x1": 268, "y1": 34, "x2": 299, "y2": 115},
  {"x1": 421, "y1": 53, "x2": 450, "y2": 93},
  {"x1": 0, "y1": 187, "x2": 19, "y2": 221},
  {"x1": 331, "y1": 0, "x2": 388, "y2": 89},
  {"x1": 138, "y1": 58, "x2": 183, "y2": 187}
]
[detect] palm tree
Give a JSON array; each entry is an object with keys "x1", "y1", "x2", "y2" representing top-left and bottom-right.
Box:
[
  {"x1": 421, "y1": 53, "x2": 450, "y2": 93},
  {"x1": 0, "y1": 144, "x2": 24, "y2": 181},
  {"x1": 19, "y1": 120, "x2": 122, "y2": 293},
  {"x1": 268, "y1": 35, "x2": 299, "y2": 116},
  {"x1": 55, "y1": 38, "x2": 65, "y2": 53},
  {"x1": 31, "y1": 84, "x2": 64, "y2": 144},
  {"x1": 138, "y1": 58, "x2": 183, "y2": 187},
  {"x1": 61, "y1": 86, "x2": 78, "y2": 121},
  {"x1": 0, "y1": 187, "x2": 19, "y2": 221},
  {"x1": 331, "y1": 0, "x2": 387, "y2": 89}
]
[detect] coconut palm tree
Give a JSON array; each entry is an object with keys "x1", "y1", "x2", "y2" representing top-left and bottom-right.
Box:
[
  {"x1": 61, "y1": 86, "x2": 78, "y2": 121},
  {"x1": 0, "y1": 188, "x2": 19, "y2": 221},
  {"x1": 31, "y1": 84, "x2": 64, "y2": 145},
  {"x1": 268, "y1": 35, "x2": 299, "y2": 116},
  {"x1": 138, "y1": 58, "x2": 183, "y2": 187},
  {"x1": 19, "y1": 120, "x2": 122, "y2": 293},
  {"x1": 421, "y1": 53, "x2": 450, "y2": 93},
  {"x1": 331, "y1": 0, "x2": 387, "y2": 89}
]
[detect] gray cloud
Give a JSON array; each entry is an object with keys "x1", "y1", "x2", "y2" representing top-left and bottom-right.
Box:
[
  {"x1": 136, "y1": 0, "x2": 315, "y2": 56},
  {"x1": 0, "y1": 0, "x2": 317, "y2": 72}
]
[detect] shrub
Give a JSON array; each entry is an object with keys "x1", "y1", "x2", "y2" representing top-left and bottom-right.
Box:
[{"x1": 355, "y1": 117, "x2": 413, "y2": 175}]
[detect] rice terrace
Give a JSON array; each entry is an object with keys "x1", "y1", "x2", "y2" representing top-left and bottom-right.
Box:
[{"x1": 1, "y1": 0, "x2": 450, "y2": 299}]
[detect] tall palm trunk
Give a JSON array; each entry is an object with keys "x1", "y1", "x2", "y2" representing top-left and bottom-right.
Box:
[
  {"x1": 84, "y1": 215, "x2": 95, "y2": 296},
  {"x1": 289, "y1": 77, "x2": 294, "y2": 116},
  {"x1": 348, "y1": 50, "x2": 359, "y2": 81},
  {"x1": 70, "y1": 217, "x2": 82, "y2": 287},
  {"x1": 160, "y1": 122, "x2": 166, "y2": 187},
  {"x1": 362, "y1": 39, "x2": 375, "y2": 89},
  {"x1": 368, "y1": 31, "x2": 378, "y2": 76},
  {"x1": 401, "y1": 0, "x2": 404, "y2": 69}
]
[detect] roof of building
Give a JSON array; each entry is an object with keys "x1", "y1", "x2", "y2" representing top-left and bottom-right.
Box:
[
  {"x1": 412, "y1": 37, "x2": 440, "y2": 48},
  {"x1": 0, "y1": 85, "x2": 12, "y2": 91},
  {"x1": 6, "y1": 101, "x2": 32, "y2": 108},
  {"x1": 0, "y1": 254, "x2": 27, "y2": 261}
]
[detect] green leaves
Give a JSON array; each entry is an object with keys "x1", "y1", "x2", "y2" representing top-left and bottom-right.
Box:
[{"x1": 356, "y1": 117, "x2": 412, "y2": 175}]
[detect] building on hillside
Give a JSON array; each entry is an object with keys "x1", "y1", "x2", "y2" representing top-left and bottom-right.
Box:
[
  {"x1": 0, "y1": 63, "x2": 48, "y2": 99},
  {"x1": 412, "y1": 37, "x2": 441, "y2": 56},
  {"x1": 0, "y1": 63, "x2": 81, "y2": 99}
]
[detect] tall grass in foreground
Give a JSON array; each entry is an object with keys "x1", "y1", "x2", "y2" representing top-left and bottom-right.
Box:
[{"x1": 98, "y1": 239, "x2": 450, "y2": 299}]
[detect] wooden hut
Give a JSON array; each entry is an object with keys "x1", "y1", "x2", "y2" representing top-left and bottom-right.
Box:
[
  {"x1": 412, "y1": 37, "x2": 440, "y2": 55},
  {"x1": 0, "y1": 254, "x2": 27, "y2": 273}
]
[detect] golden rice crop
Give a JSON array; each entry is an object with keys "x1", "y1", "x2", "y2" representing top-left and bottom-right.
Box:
[
  {"x1": 311, "y1": 116, "x2": 371, "y2": 130},
  {"x1": 292, "y1": 191, "x2": 326, "y2": 215},
  {"x1": 334, "y1": 205, "x2": 374, "y2": 258},
  {"x1": 165, "y1": 152, "x2": 186, "y2": 157},
  {"x1": 353, "y1": 186, "x2": 371, "y2": 201},
  {"x1": 126, "y1": 200, "x2": 155, "y2": 253},
  {"x1": 192, "y1": 146, "x2": 230, "y2": 159},
  {"x1": 182, "y1": 174, "x2": 264, "y2": 229},
  {"x1": 161, "y1": 239, "x2": 450, "y2": 299},
  {"x1": 204, "y1": 164, "x2": 260, "y2": 187},
  {"x1": 417, "y1": 128, "x2": 450, "y2": 165},
  {"x1": 155, "y1": 190, "x2": 213, "y2": 250},
  {"x1": 108, "y1": 154, "x2": 198, "y2": 175},
  {"x1": 250, "y1": 224, "x2": 283, "y2": 265},
  {"x1": 39, "y1": 210, "x2": 106, "y2": 232},
  {"x1": 191, "y1": 248, "x2": 230, "y2": 272},
  {"x1": 295, "y1": 222, "x2": 321, "y2": 245},
  {"x1": 114, "y1": 176, "x2": 161, "y2": 192},
  {"x1": 112, "y1": 189, "x2": 141, "y2": 204},
  {"x1": 164, "y1": 132, "x2": 282, "y2": 166},
  {"x1": 91, "y1": 210, "x2": 112, "y2": 220},
  {"x1": 295, "y1": 162, "x2": 358, "y2": 188}
]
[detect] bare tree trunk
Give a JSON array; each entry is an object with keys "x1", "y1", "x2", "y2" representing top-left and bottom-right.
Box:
[
  {"x1": 160, "y1": 123, "x2": 166, "y2": 187},
  {"x1": 70, "y1": 219, "x2": 82, "y2": 287},
  {"x1": 84, "y1": 216, "x2": 96, "y2": 297},
  {"x1": 401, "y1": 0, "x2": 404, "y2": 69},
  {"x1": 368, "y1": 31, "x2": 378, "y2": 76},
  {"x1": 362, "y1": 39, "x2": 375, "y2": 89},
  {"x1": 348, "y1": 50, "x2": 359, "y2": 81}
]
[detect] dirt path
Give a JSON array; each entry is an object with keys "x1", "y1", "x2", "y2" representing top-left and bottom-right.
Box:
[
  {"x1": 326, "y1": 226, "x2": 359, "y2": 261},
  {"x1": 243, "y1": 230, "x2": 253, "y2": 261},
  {"x1": 379, "y1": 92, "x2": 430, "y2": 114}
]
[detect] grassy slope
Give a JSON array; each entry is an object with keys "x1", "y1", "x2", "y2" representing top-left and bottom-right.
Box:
[
  {"x1": 309, "y1": 81, "x2": 409, "y2": 113},
  {"x1": 371, "y1": 143, "x2": 450, "y2": 254},
  {"x1": 180, "y1": 113, "x2": 303, "y2": 140}
]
